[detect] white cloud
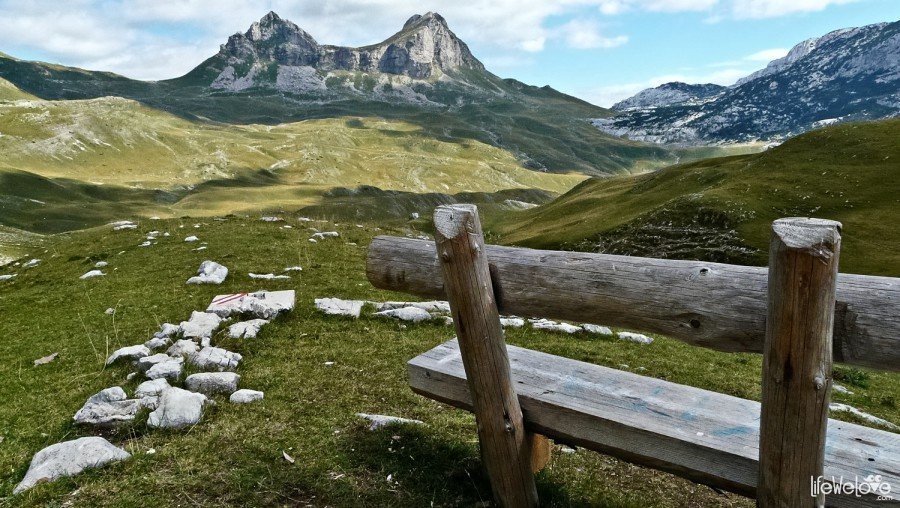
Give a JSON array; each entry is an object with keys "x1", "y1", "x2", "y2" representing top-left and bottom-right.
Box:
[
  {"x1": 731, "y1": 0, "x2": 858, "y2": 19},
  {"x1": 557, "y1": 19, "x2": 628, "y2": 49}
]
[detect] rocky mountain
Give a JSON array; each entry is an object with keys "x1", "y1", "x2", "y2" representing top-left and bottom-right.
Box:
[
  {"x1": 0, "y1": 11, "x2": 690, "y2": 176},
  {"x1": 611, "y1": 82, "x2": 725, "y2": 111},
  {"x1": 595, "y1": 21, "x2": 900, "y2": 145},
  {"x1": 188, "y1": 11, "x2": 485, "y2": 100}
]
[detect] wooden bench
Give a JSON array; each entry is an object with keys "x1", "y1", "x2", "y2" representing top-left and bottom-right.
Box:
[{"x1": 367, "y1": 204, "x2": 900, "y2": 507}]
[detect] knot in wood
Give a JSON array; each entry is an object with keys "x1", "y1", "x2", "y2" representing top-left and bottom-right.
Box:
[{"x1": 440, "y1": 250, "x2": 452, "y2": 262}]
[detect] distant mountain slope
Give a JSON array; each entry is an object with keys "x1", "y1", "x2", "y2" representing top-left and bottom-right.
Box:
[
  {"x1": 611, "y1": 82, "x2": 725, "y2": 111},
  {"x1": 595, "y1": 21, "x2": 900, "y2": 145},
  {"x1": 0, "y1": 12, "x2": 680, "y2": 176},
  {"x1": 494, "y1": 119, "x2": 900, "y2": 276}
]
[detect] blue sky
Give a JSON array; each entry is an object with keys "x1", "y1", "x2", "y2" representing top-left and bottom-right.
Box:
[{"x1": 0, "y1": 0, "x2": 897, "y2": 106}]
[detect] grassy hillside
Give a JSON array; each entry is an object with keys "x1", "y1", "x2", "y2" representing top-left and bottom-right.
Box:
[
  {"x1": 0, "y1": 91, "x2": 584, "y2": 237},
  {"x1": 0, "y1": 77, "x2": 35, "y2": 101},
  {"x1": 1, "y1": 216, "x2": 895, "y2": 506},
  {"x1": 494, "y1": 120, "x2": 900, "y2": 276}
]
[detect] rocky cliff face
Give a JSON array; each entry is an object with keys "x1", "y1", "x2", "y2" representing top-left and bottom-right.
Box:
[
  {"x1": 202, "y1": 11, "x2": 485, "y2": 98},
  {"x1": 595, "y1": 21, "x2": 900, "y2": 145},
  {"x1": 611, "y1": 82, "x2": 725, "y2": 111}
]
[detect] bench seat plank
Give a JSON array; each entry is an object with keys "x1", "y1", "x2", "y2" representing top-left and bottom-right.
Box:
[{"x1": 409, "y1": 340, "x2": 899, "y2": 507}]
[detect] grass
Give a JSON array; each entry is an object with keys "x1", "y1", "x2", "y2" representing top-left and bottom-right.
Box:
[
  {"x1": 0, "y1": 215, "x2": 896, "y2": 506},
  {"x1": 493, "y1": 119, "x2": 900, "y2": 276}
]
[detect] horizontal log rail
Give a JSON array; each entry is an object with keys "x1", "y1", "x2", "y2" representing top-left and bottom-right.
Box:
[{"x1": 366, "y1": 236, "x2": 900, "y2": 372}]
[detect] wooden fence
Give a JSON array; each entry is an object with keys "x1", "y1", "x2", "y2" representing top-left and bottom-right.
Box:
[{"x1": 367, "y1": 204, "x2": 899, "y2": 507}]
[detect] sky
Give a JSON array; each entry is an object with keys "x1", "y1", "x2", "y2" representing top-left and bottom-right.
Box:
[{"x1": 0, "y1": 0, "x2": 897, "y2": 106}]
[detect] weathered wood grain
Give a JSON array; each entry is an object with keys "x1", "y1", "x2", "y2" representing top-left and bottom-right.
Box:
[
  {"x1": 367, "y1": 236, "x2": 899, "y2": 371},
  {"x1": 432, "y1": 205, "x2": 539, "y2": 507},
  {"x1": 759, "y1": 218, "x2": 842, "y2": 508},
  {"x1": 409, "y1": 340, "x2": 900, "y2": 508}
]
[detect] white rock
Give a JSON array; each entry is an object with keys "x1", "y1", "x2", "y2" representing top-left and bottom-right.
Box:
[
  {"x1": 14, "y1": 437, "x2": 131, "y2": 494},
  {"x1": 72, "y1": 387, "x2": 140, "y2": 427},
  {"x1": 249, "y1": 273, "x2": 291, "y2": 280},
  {"x1": 179, "y1": 311, "x2": 222, "y2": 344},
  {"x1": 142, "y1": 336, "x2": 167, "y2": 351},
  {"x1": 260, "y1": 216, "x2": 282, "y2": 222},
  {"x1": 147, "y1": 387, "x2": 209, "y2": 429},
  {"x1": 374, "y1": 306, "x2": 432, "y2": 323},
  {"x1": 185, "y1": 372, "x2": 240, "y2": 396},
  {"x1": 356, "y1": 413, "x2": 424, "y2": 431},
  {"x1": 207, "y1": 290, "x2": 295, "y2": 319},
  {"x1": 167, "y1": 339, "x2": 200, "y2": 357},
  {"x1": 136, "y1": 353, "x2": 171, "y2": 373},
  {"x1": 308, "y1": 238, "x2": 317, "y2": 243},
  {"x1": 499, "y1": 317, "x2": 525, "y2": 328},
  {"x1": 105, "y1": 308, "x2": 116, "y2": 316},
  {"x1": 409, "y1": 212, "x2": 420, "y2": 220},
  {"x1": 94, "y1": 261, "x2": 108, "y2": 268},
  {"x1": 184, "y1": 236, "x2": 199, "y2": 242},
  {"x1": 113, "y1": 224, "x2": 137, "y2": 231},
  {"x1": 105, "y1": 345, "x2": 151, "y2": 366},
  {"x1": 315, "y1": 298, "x2": 365, "y2": 318},
  {"x1": 138, "y1": 241, "x2": 152, "y2": 247},
  {"x1": 146, "y1": 357, "x2": 184, "y2": 381},
  {"x1": 186, "y1": 260, "x2": 228, "y2": 285},
  {"x1": 23, "y1": 258, "x2": 40, "y2": 268},
  {"x1": 0, "y1": 274, "x2": 16, "y2": 281},
  {"x1": 80, "y1": 270, "x2": 106, "y2": 280},
  {"x1": 228, "y1": 319, "x2": 269, "y2": 339},
  {"x1": 833, "y1": 384, "x2": 854, "y2": 395},
  {"x1": 617, "y1": 331, "x2": 654, "y2": 344},
  {"x1": 154, "y1": 322, "x2": 181, "y2": 339},
  {"x1": 582, "y1": 324, "x2": 613, "y2": 336},
  {"x1": 135, "y1": 378, "x2": 170, "y2": 399},
  {"x1": 190, "y1": 346, "x2": 242, "y2": 371},
  {"x1": 193, "y1": 246, "x2": 207, "y2": 252},
  {"x1": 230, "y1": 389, "x2": 264, "y2": 404},
  {"x1": 829, "y1": 403, "x2": 899, "y2": 430},
  {"x1": 283, "y1": 266, "x2": 303, "y2": 272},
  {"x1": 298, "y1": 217, "x2": 312, "y2": 222},
  {"x1": 311, "y1": 231, "x2": 339, "y2": 240},
  {"x1": 109, "y1": 220, "x2": 135, "y2": 227},
  {"x1": 531, "y1": 319, "x2": 582, "y2": 334},
  {"x1": 374, "y1": 301, "x2": 450, "y2": 313}
]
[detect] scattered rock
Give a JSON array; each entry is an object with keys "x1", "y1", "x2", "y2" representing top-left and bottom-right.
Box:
[
  {"x1": 113, "y1": 224, "x2": 137, "y2": 231},
  {"x1": 829, "y1": 403, "x2": 899, "y2": 430},
  {"x1": 33, "y1": 352, "x2": 59, "y2": 367},
  {"x1": 311, "y1": 231, "x2": 339, "y2": 240},
  {"x1": 283, "y1": 266, "x2": 303, "y2": 272},
  {"x1": 105, "y1": 345, "x2": 151, "y2": 366},
  {"x1": 315, "y1": 298, "x2": 365, "y2": 318},
  {"x1": 207, "y1": 290, "x2": 295, "y2": 319},
  {"x1": 249, "y1": 273, "x2": 290, "y2": 280},
  {"x1": 146, "y1": 357, "x2": 184, "y2": 381},
  {"x1": 23, "y1": 258, "x2": 40, "y2": 268},
  {"x1": 356, "y1": 413, "x2": 424, "y2": 431},
  {"x1": 230, "y1": 389, "x2": 264, "y2": 404},
  {"x1": 282, "y1": 450, "x2": 295, "y2": 464},
  {"x1": 144, "y1": 337, "x2": 170, "y2": 350},
  {"x1": 138, "y1": 241, "x2": 152, "y2": 247},
  {"x1": 186, "y1": 260, "x2": 228, "y2": 285},
  {"x1": 499, "y1": 317, "x2": 525, "y2": 328},
  {"x1": 374, "y1": 306, "x2": 432, "y2": 323},
  {"x1": 0, "y1": 274, "x2": 16, "y2": 281},
  {"x1": 105, "y1": 307, "x2": 116, "y2": 316},
  {"x1": 79, "y1": 270, "x2": 106, "y2": 280},
  {"x1": 409, "y1": 212, "x2": 420, "y2": 220},
  {"x1": 147, "y1": 387, "x2": 209, "y2": 429},
  {"x1": 135, "y1": 378, "x2": 170, "y2": 399},
  {"x1": 260, "y1": 216, "x2": 282, "y2": 222},
  {"x1": 179, "y1": 311, "x2": 222, "y2": 345},
  {"x1": 617, "y1": 331, "x2": 654, "y2": 344},
  {"x1": 833, "y1": 384, "x2": 854, "y2": 395},
  {"x1": 14, "y1": 437, "x2": 131, "y2": 494},
  {"x1": 184, "y1": 236, "x2": 199, "y2": 242},
  {"x1": 94, "y1": 261, "x2": 108, "y2": 268},
  {"x1": 374, "y1": 301, "x2": 450, "y2": 313},
  {"x1": 190, "y1": 346, "x2": 242, "y2": 371},
  {"x1": 185, "y1": 372, "x2": 240, "y2": 396},
  {"x1": 136, "y1": 353, "x2": 172, "y2": 373},
  {"x1": 228, "y1": 319, "x2": 269, "y2": 339},
  {"x1": 308, "y1": 238, "x2": 317, "y2": 243},
  {"x1": 154, "y1": 323, "x2": 181, "y2": 339},
  {"x1": 582, "y1": 324, "x2": 613, "y2": 336},
  {"x1": 72, "y1": 387, "x2": 140, "y2": 427},
  {"x1": 167, "y1": 339, "x2": 200, "y2": 357},
  {"x1": 531, "y1": 319, "x2": 582, "y2": 334}
]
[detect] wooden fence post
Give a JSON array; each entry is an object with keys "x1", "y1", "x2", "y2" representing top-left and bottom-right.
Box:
[
  {"x1": 758, "y1": 218, "x2": 842, "y2": 508},
  {"x1": 433, "y1": 204, "x2": 540, "y2": 507}
]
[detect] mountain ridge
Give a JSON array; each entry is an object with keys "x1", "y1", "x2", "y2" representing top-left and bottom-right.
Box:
[{"x1": 595, "y1": 20, "x2": 900, "y2": 145}]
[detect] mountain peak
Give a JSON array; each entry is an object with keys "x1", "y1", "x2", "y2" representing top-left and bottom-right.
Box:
[{"x1": 403, "y1": 12, "x2": 447, "y2": 29}]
